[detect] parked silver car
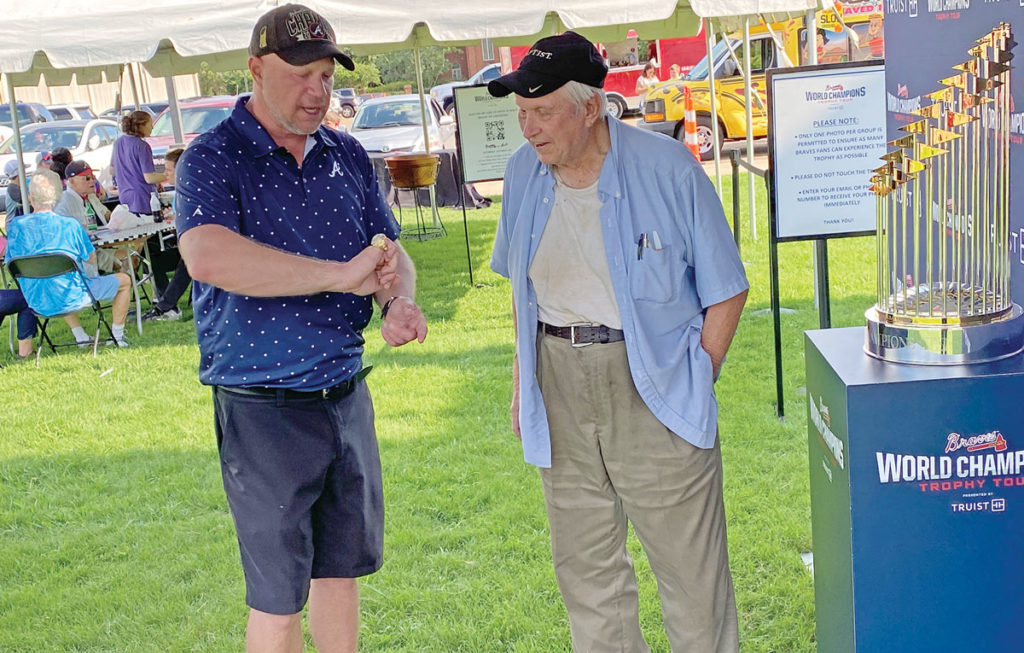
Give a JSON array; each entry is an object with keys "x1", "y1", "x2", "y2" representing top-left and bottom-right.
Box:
[{"x1": 348, "y1": 95, "x2": 456, "y2": 154}]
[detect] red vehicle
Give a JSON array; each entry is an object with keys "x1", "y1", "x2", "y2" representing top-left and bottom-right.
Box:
[
  {"x1": 144, "y1": 95, "x2": 237, "y2": 167},
  {"x1": 510, "y1": 24, "x2": 707, "y2": 118}
]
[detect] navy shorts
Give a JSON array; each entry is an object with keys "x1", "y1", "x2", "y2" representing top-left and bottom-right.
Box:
[{"x1": 212, "y1": 382, "x2": 384, "y2": 615}]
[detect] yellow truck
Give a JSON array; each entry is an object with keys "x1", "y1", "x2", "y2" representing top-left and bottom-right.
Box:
[{"x1": 639, "y1": 2, "x2": 884, "y2": 159}]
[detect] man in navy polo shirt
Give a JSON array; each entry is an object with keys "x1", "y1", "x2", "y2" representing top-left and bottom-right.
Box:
[{"x1": 175, "y1": 5, "x2": 428, "y2": 652}]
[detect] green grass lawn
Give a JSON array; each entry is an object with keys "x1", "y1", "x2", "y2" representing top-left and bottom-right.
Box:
[{"x1": 0, "y1": 177, "x2": 877, "y2": 652}]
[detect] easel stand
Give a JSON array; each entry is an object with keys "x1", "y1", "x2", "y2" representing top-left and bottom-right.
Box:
[{"x1": 394, "y1": 185, "x2": 446, "y2": 241}]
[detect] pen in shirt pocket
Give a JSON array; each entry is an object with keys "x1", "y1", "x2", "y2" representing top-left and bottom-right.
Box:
[{"x1": 637, "y1": 232, "x2": 650, "y2": 260}]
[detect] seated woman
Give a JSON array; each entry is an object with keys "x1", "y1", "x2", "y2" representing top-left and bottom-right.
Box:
[
  {"x1": 0, "y1": 288, "x2": 37, "y2": 358},
  {"x1": 4, "y1": 170, "x2": 133, "y2": 347}
]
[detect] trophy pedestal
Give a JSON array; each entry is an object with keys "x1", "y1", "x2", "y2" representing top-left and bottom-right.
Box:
[
  {"x1": 806, "y1": 327, "x2": 1024, "y2": 653},
  {"x1": 865, "y1": 302, "x2": 1024, "y2": 365}
]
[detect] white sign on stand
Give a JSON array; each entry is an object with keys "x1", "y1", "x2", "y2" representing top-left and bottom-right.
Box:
[
  {"x1": 767, "y1": 62, "x2": 886, "y2": 241},
  {"x1": 453, "y1": 85, "x2": 526, "y2": 183}
]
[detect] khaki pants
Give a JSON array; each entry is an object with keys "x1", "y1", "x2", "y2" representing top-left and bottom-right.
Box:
[{"x1": 537, "y1": 331, "x2": 738, "y2": 653}]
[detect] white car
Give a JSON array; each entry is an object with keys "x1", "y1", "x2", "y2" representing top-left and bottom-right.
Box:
[
  {"x1": 349, "y1": 95, "x2": 456, "y2": 154},
  {"x1": 0, "y1": 119, "x2": 120, "y2": 187},
  {"x1": 47, "y1": 104, "x2": 98, "y2": 121}
]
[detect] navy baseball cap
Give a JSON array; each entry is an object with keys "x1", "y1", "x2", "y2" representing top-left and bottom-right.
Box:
[
  {"x1": 488, "y1": 32, "x2": 607, "y2": 98},
  {"x1": 65, "y1": 160, "x2": 94, "y2": 179},
  {"x1": 249, "y1": 4, "x2": 354, "y2": 70}
]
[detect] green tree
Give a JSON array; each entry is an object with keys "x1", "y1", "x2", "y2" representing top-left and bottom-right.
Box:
[
  {"x1": 334, "y1": 61, "x2": 381, "y2": 91},
  {"x1": 365, "y1": 47, "x2": 455, "y2": 88},
  {"x1": 197, "y1": 63, "x2": 253, "y2": 96}
]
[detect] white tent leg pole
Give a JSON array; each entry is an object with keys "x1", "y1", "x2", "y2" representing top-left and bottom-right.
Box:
[
  {"x1": 127, "y1": 63, "x2": 140, "y2": 110},
  {"x1": 414, "y1": 45, "x2": 441, "y2": 228},
  {"x1": 705, "y1": 19, "x2": 722, "y2": 197},
  {"x1": 4, "y1": 74, "x2": 29, "y2": 215},
  {"x1": 806, "y1": 8, "x2": 822, "y2": 311},
  {"x1": 415, "y1": 46, "x2": 430, "y2": 154},
  {"x1": 743, "y1": 18, "x2": 756, "y2": 240},
  {"x1": 163, "y1": 77, "x2": 185, "y2": 148}
]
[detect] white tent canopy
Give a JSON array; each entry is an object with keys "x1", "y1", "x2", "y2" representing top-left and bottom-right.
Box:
[{"x1": 0, "y1": 0, "x2": 821, "y2": 85}]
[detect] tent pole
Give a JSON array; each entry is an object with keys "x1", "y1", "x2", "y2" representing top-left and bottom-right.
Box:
[
  {"x1": 4, "y1": 74, "x2": 30, "y2": 215},
  {"x1": 742, "y1": 17, "x2": 756, "y2": 240},
  {"x1": 705, "y1": 19, "x2": 722, "y2": 197},
  {"x1": 414, "y1": 42, "x2": 442, "y2": 229},
  {"x1": 414, "y1": 46, "x2": 431, "y2": 154},
  {"x1": 163, "y1": 77, "x2": 185, "y2": 148},
  {"x1": 805, "y1": 7, "x2": 826, "y2": 315},
  {"x1": 127, "y1": 63, "x2": 140, "y2": 109}
]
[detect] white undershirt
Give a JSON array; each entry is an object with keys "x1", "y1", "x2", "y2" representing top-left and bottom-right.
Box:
[{"x1": 529, "y1": 173, "x2": 621, "y2": 329}]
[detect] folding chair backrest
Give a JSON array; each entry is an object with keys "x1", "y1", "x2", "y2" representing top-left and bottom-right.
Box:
[
  {"x1": 7, "y1": 253, "x2": 101, "y2": 315},
  {"x1": 8, "y1": 254, "x2": 79, "y2": 280}
]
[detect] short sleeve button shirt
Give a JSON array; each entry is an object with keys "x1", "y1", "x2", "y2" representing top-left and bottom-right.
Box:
[{"x1": 175, "y1": 98, "x2": 398, "y2": 390}]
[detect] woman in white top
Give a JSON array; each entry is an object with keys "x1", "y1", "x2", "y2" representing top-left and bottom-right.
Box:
[{"x1": 635, "y1": 62, "x2": 660, "y2": 102}]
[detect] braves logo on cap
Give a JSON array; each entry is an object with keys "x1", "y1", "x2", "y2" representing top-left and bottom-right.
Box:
[{"x1": 286, "y1": 8, "x2": 329, "y2": 42}]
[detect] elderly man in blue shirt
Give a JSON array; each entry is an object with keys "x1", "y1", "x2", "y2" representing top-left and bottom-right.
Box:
[
  {"x1": 489, "y1": 32, "x2": 749, "y2": 653},
  {"x1": 5, "y1": 169, "x2": 132, "y2": 347},
  {"x1": 175, "y1": 5, "x2": 427, "y2": 652}
]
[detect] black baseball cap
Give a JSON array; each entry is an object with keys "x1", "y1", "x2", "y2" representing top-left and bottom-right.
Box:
[
  {"x1": 249, "y1": 4, "x2": 354, "y2": 70},
  {"x1": 488, "y1": 31, "x2": 607, "y2": 98}
]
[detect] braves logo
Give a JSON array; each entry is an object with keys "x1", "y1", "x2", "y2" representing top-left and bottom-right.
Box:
[
  {"x1": 287, "y1": 9, "x2": 330, "y2": 42},
  {"x1": 945, "y1": 431, "x2": 1008, "y2": 454}
]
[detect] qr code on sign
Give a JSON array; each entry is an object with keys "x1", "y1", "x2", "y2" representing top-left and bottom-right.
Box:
[{"x1": 485, "y1": 120, "x2": 505, "y2": 142}]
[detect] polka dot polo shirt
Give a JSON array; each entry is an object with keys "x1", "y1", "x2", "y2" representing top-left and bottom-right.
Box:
[{"x1": 175, "y1": 98, "x2": 399, "y2": 390}]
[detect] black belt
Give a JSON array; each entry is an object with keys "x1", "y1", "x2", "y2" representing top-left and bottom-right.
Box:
[
  {"x1": 218, "y1": 366, "x2": 372, "y2": 401},
  {"x1": 541, "y1": 322, "x2": 625, "y2": 346}
]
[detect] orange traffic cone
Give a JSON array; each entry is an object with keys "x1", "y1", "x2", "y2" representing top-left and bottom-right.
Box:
[{"x1": 682, "y1": 86, "x2": 700, "y2": 161}]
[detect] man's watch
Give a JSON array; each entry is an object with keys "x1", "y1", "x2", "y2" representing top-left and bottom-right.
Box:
[{"x1": 381, "y1": 296, "x2": 399, "y2": 319}]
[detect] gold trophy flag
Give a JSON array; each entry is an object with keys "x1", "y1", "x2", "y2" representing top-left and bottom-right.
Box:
[
  {"x1": 902, "y1": 157, "x2": 926, "y2": 175},
  {"x1": 941, "y1": 72, "x2": 968, "y2": 88},
  {"x1": 901, "y1": 119, "x2": 929, "y2": 134},
  {"x1": 975, "y1": 77, "x2": 1004, "y2": 92},
  {"x1": 954, "y1": 60, "x2": 980, "y2": 74},
  {"x1": 916, "y1": 143, "x2": 947, "y2": 160},
  {"x1": 968, "y1": 44, "x2": 986, "y2": 58},
  {"x1": 912, "y1": 104, "x2": 944, "y2": 119},
  {"x1": 946, "y1": 111, "x2": 976, "y2": 127},
  {"x1": 928, "y1": 127, "x2": 963, "y2": 145},
  {"x1": 889, "y1": 134, "x2": 917, "y2": 148},
  {"x1": 881, "y1": 149, "x2": 906, "y2": 164},
  {"x1": 995, "y1": 49, "x2": 1015, "y2": 64},
  {"x1": 982, "y1": 60, "x2": 1012, "y2": 77},
  {"x1": 977, "y1": 32, "x2": 995, "y2": 47},
  {"x1": 962, "y1": 93, "x2": 995, "y2": 108},
  {"x1": 926, "y1": 87, "x2": 955, "y2": 103}
]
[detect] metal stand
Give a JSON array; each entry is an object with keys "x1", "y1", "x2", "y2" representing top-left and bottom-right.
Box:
[{"x1": 395, "y1": 185, "x2": 446, "y2": 241}]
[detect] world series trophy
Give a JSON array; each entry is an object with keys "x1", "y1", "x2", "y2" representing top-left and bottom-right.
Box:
[{"x1": 865, "y1": 23, "x2": 1024, "y2": 364}]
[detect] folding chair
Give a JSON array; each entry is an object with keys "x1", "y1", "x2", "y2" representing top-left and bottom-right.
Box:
[
  {"x1": 6, "y1": 253, "x2": 120, "y2": 359},
  {"x1": 0, "y1": 230, "x2": 14, "y2": 354}
]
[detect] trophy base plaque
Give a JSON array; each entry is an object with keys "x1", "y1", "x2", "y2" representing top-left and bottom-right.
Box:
[{"x1": 865, "y1": 302, "x2": 1024, "y2": 365}]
